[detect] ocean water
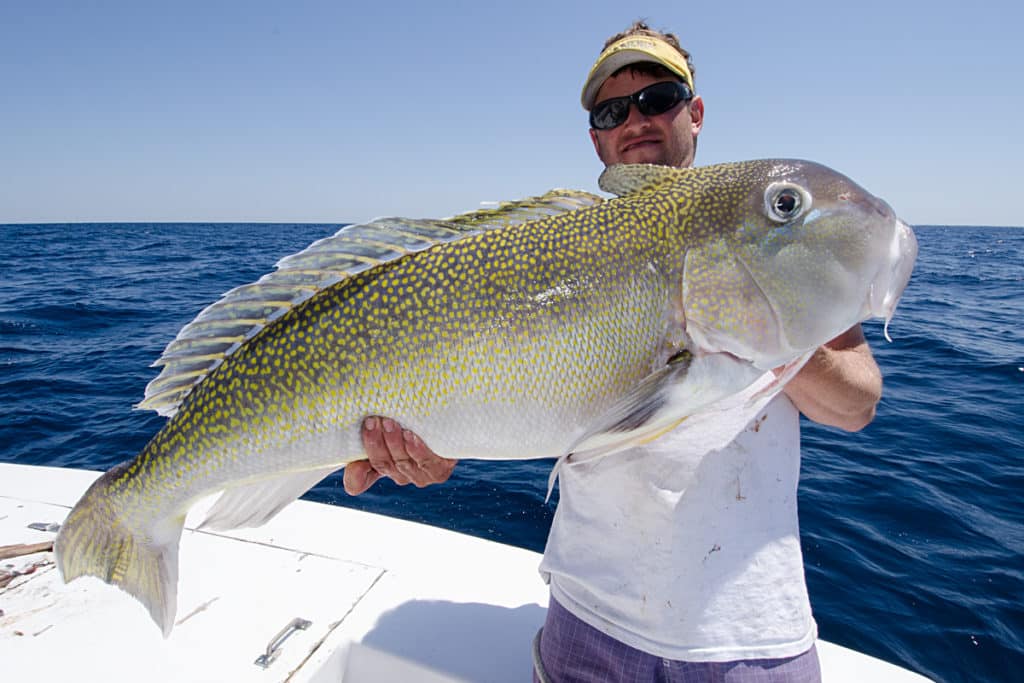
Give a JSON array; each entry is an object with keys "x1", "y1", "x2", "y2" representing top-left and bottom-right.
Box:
[{"x1": 1, "y1": 222, "x2": 1021, "y2": 682}]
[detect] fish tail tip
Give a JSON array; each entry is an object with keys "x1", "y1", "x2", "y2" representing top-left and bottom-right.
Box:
[{"x1": 55, "y1": 468, "x2": 184, "y2": 636}]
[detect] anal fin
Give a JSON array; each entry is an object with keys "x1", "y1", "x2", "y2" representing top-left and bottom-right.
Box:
[{"x1": 199, "y1": 466, "x2": 342, "y2": 531}]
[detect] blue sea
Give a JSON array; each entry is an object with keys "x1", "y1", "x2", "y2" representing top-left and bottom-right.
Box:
[{"x1": 1, "y1": 222, "x2": 1021, "y2": 682}]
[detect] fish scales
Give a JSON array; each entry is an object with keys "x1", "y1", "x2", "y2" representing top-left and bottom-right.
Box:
[
  {"x1": 61, "y1": 195, "x2": 677, "y2": 575},
  {"x1": 54, "y1": 159, "x2": 918, "y2": 635},
  {"x1": 160, "y1": 200, "x2": 672, "y2": 472}
]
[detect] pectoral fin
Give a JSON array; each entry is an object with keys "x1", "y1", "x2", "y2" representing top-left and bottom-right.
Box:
[
  {"x1": 568, "y1": 351, "x2": 766, "y2": 461},
  {"x1": 545, "y1": 351, "x2": 766, "y2": 500}
]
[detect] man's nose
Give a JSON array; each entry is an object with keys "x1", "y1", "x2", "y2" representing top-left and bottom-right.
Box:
[{"x1": 620, "y1": 103, "x2": 651, "y2": 130}]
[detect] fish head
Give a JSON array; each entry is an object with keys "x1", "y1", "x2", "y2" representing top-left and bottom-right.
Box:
[{"x1": 678, "y1": 159, "x2": 918, "y2": 369}]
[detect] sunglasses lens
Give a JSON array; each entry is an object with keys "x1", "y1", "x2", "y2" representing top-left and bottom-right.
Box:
[
  {"x1": 590, "y1": 97, "x2": 630, "y2": 130},
  {"x1": 637, "y1": 82, "x2": 690, "y2": 117}
]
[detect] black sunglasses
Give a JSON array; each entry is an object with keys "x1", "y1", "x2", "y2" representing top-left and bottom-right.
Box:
[{"x1": 589, "y1": 81, "x2": 693, "y2": 131}]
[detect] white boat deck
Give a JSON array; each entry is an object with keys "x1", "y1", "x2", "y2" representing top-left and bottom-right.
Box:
[{"x1": 0, "y1": 464, "x2": 930, "y2": 682}]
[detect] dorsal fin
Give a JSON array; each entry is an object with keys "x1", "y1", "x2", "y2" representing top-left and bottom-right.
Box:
[
  {"x1": 598, "y1": 163, "x2": 684, "y2": 197},
  {"x1": 136, "y1": 188, "x2": 604, "y2": 416},
  {"x1": 444, "y1": 188, "x2": 603, "y2": 228}
]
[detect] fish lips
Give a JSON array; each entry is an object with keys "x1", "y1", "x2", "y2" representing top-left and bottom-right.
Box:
[{"x1": 870, "y1": 218, "x2": 918, "y2": 341}]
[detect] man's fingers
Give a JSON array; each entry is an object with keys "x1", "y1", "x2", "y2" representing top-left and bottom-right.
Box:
[
  {"x1": 381, "y1": 418, "x2": 410, "y2": 462},
  {"x1": 403, "y1": 430, "x2": 457, "y2": 486},
  {"x1": 356, "y1": 415, "x2": 453, "y2": 490},
  {"x1": 361, "y1": 417, "x2": 388, "y2": 469},
  {"x1": 361, "y1": 417, "x2": 412, "y2": 485},
  {"x1": 343, "y1": 461, "x2": 382, "y2": 495},
  {"x1": 402, "y1": 429, "x2": 437, "y2": 464},
  {"x1": 379, "y1": 418, "x2": 414, "y2": 485}
]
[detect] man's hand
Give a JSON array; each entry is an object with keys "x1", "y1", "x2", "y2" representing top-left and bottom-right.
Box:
[
  {"x1": 783, "y1": 324, "x2": 883, "y2": 432},
  {"x1": 343, "y1": 417, "x2": 457, "y2": 495}
]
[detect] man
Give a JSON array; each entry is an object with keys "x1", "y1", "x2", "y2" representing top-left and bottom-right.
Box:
[{"x1": 345, "y1": 22, "x2": 882, "y2": 682}]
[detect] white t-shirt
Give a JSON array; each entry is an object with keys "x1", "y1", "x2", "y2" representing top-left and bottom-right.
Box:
[{"x1": 539, "y1": 373, "x2": 817, "y2": 662}]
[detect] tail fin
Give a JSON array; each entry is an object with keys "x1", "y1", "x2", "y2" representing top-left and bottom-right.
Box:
[{"x1": 54, "y1": 463, "x2": 184, "y2": 637}]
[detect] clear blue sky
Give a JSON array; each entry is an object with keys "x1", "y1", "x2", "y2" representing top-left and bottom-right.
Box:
[{"x1": 2, "y1": 1, "x2": 1021, "y2": 226}]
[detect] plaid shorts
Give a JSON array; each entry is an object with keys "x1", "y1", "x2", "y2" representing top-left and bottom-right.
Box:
[{"x1": 533, "y1": 596, "x2": 821, "y2": 683}]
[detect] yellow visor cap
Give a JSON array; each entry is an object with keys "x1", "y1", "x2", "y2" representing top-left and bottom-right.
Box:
[{"x1": 581, "y1": 35, "x2": 694, "y2": 110}]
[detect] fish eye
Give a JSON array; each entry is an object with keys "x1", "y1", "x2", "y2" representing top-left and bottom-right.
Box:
[{"x1": 765, "y1": 184, "x2": 809, "y2": 223}]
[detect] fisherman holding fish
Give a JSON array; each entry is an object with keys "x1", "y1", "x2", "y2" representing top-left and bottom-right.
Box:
[
  {"x1": 55, "y1": 13, "x2": 917, "y2": 676},
  {"x1": 346, "y1": 22, "x2": 883, "y2": 682}
]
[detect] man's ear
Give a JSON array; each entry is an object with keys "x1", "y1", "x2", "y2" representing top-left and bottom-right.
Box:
[
  {"x1": 589, "y1": 128, "x2": 604, "y2": 163},
  {"x1": 689, "y1": 95, "x2": 705, "y2": 136}
]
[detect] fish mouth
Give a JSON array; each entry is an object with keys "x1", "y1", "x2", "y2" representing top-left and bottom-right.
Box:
[{"x1": 871, "y1": 218, "x2": 918, "y2": 341}]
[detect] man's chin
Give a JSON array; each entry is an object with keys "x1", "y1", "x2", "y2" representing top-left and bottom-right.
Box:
[{"x1": 619, "y1": 144, "x2": 669, "y2": 165}]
